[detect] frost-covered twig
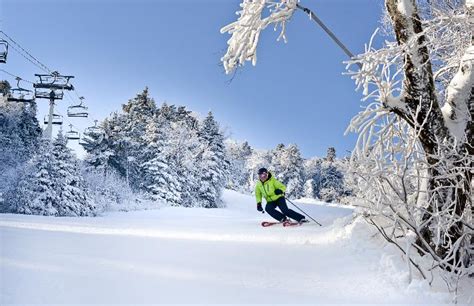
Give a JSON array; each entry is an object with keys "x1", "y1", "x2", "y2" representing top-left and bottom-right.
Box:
[{"x1": 220, "y1": 0, "x2": 298, "y2": 74}]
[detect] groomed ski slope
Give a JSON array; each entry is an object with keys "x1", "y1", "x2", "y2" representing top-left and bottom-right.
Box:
[{"x1": 0, "y1": 190, "x2": 460, "y2": 305}]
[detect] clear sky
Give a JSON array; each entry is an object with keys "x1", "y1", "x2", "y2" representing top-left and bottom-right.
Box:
[{"x1": 1, "y1": 0, "x2": 384, "y2": 158}]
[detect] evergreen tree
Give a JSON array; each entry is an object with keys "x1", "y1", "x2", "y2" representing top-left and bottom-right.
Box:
[
  {"x1": 195, "y1": 112, "x2": 228, "y2": 208},
  {"x1": 270, "y1": 143, "x2": 286, "y2": 175},
  {"x1": 6, "y1": 133, "x2": 95, "y2": 216},
  {"x1": 326, "y1": 147, "x2": 336, "y2": 162},
  {"x1": 120, "y1": 88, "x2": 157, "y2": 189},
  {"x1": 52, "y1": 131, "x2": 95, "y2": 216},
  {"x1": 303, "y1": 157, "x2": 322, "y2": 198},
  {"x1": 168, "y1": 121, "x2": 201, "y2": 207},
  {"x1": 5, "y1": 139, "x2": 58, "y2": 215},
  {"x1": 245, "y1": 149, "x2": 272, "y2": 192},
  {"x1": 225, "y1": 140, "x2": 253, "y2": 191},
  {"x1": 271, "y1": 144, "x2": 304, "y2": 199},
  {"x1": 81, "y1": 115, "x2": 126, "y2": 178},
  {"x1": 317, "y1": 149, "x2": 346, "y2": 203},
  {"x1": 0, "y1": 80, "x2": 11, "y2": 96},
  {"x1": 0, "y1": 98, "x2": 42, "y2": 204},
  {"x1": 140, "y1": 114, "x2": 181, "y2": 205},
  {"x1": 318, "y1": 162, "x2": 345, "y2": 203}
]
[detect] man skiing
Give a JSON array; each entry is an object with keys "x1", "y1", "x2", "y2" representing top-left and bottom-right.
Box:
[{"x1": 255, "y1": 167, "x2": 307, "y2": 223}]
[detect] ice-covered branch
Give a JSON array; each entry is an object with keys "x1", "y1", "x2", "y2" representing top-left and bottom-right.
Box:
[{"x1": 220, "y1": 0, "x2": 298, "y2": 74}]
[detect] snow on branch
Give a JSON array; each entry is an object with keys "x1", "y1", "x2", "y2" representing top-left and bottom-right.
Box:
[
  {"x1": 220, "y1": 0, "x2": 298, "y2": 74},
  {"x1": 345, "y1": 29, "x2": 406, "y2": 114},
  {"x1": 347, "y1": 4, "x2": 471, "y2": 127},
  {"x1": 441, "y1": 46, "x2": 474, "y2": 141}
]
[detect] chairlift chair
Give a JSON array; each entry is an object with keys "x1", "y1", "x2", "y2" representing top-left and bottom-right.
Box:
[
  {"x1": 7, "y1": 77, "x2": 35, "y2": 103},
  {"x1": 34, "y1": 71, "x2": 74, "y2": 91},
  {"x1": 35, "y1": 89, "x2": 64, "y2": 100},
  {"x1": 0, "y1": 39, "x2": 8, "y2": 63},
  {"x1": 78, "y1": 137, "x2": 87, "y2": 146},
  {"x1": 67, "y1": 96, "x2": 88, "y2": 118},
  {"x1": 85, "y1": 119, "x2": 102, "y2": 134},
  {"x1": 8, "y1": 88, "x2": 35, "y2": 103},
  {"x1": 66, "y1": 124, "x2": 80, "y2": 140},
  {"x1": 44, "y1": 114, "x2": 63, "y2": 125}
]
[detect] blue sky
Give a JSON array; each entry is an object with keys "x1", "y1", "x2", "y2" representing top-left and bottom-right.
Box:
[{"x1": 1, "y1": 0, "x2": 384, "y2": 158}]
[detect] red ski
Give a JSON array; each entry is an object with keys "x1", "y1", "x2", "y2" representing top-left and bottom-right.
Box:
[
  {"x1": 283, "y1": 221, "x2": 302, "y2": 227},
  {"x1": 261, "y1": 221, "x2": 307, "y2": 227},
  {"x1": 261, "y1": 221, "x2": 282, "y2": 227}
]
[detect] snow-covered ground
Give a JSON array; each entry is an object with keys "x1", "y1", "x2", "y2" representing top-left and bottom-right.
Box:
[{"x1": 0, "y1": 190, "x2": 468, "y2": 305}]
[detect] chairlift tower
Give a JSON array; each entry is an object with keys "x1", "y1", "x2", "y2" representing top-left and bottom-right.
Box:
[{"x1": 34, "y1": 71, "x2": 74, "y2": 139}]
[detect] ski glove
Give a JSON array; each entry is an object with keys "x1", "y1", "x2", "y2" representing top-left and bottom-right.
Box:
[
  {"x1": 257, "y1": 203, "x2": 264, "y2": 212},
  {"x1": 274, "y1": 189, "x2": 284, "y2": 195}
]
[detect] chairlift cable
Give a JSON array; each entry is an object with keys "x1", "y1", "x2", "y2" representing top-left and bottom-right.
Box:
[
  {"x1": 65, "y1": 90, "x2": 78, "y2": 105},
  {"x1": 0, "y1": 68, "x2": 34, "y2": 84},
  {"x1": 0, "y1": 31, "x2": 89, "y2": 115},
  {"x1": 3, "y1": 42, "x2": 49, "y2": 73},
  {"x1": 0, "y1": 30, "x2": 52, "y2": 73}
]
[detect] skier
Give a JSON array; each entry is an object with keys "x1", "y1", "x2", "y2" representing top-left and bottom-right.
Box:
[{"x1": 255, "y1": 167, "x2": 307, "y2": 223}]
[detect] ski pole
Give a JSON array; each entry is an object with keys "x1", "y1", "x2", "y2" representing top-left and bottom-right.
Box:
[{"x1": 285, "y1": 197, "x2": 322, "y2": 226}]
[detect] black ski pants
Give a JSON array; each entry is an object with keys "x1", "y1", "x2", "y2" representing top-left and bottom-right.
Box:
[{"x1": 265, "y1": 197, "x2": 305, "y2": 222}]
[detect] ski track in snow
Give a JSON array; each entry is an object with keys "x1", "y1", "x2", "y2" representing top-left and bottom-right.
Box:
[{"x1": 0, "y1": 190, "x2": 459, "y2": 304}]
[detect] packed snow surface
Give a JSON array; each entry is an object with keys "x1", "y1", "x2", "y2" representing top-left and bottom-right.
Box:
[{"x1": 0, "y1": 190, "x2": 459, "y2": 304}]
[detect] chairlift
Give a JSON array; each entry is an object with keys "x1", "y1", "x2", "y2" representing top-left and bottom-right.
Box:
[
  {"x1": 44, "y1": 114, "x2": 63, "y2": 125},
  {"x1": 0, "y1": 39, "x2": 8, "y2": 63},
  {"x1": 66, "y1": 124, "x2": 80, "y2": 140},
  {"x1": 34, "y1": 71, "x2": 74, "y2": 91},
  {"x1": 67, "y1": 96, "x2": 88, "y2": 118},
  {"x1": 78, "y1": 136, "x2": 87, "y2": 146},
  {"x1": 7, "y1": 77, "x2": 35, "y2": 103},
  {"x1": 35, "y1": 89, "x2": 64, "y2": 100},
  {"x1": 84, "y1": 119, "x2": 102, "y2": 134}
]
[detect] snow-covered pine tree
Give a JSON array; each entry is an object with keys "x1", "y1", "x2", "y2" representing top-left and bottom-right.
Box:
[
  {"x1": 303, "y1": 157, "x2": 322, "y2": 199},
  {"x1": 4, "y1": 138, "x2": 58, "y2": 215},
  {"x1": 195, "y1": 112, "x2": 228, "y2": 208},
  {"x1": 0, "y1": 96, "x2": 42, "y2": 204},
  {"x1": 270, "y1": 143, "x2": 285, "y2": 176},
  {"x1": 81, "y1": 121, "x2": 109, "y2": 172},
  {"x1": 326, "y1": 147, "x2": 336, "y2": 163},
  {"x1": 271, "y1": 144, "x2": 304, "y2": 199},
  {"x1": 167, "y1": 121, "x2": 200, "y2": 207},
  {"x1": 0, "y1": 80, "x2": 11, "y2": 96},
  {"x1": 318, "y1": 161, "x2": 345, "y2": 203},
  {"x1": 106, "y1": 112, "x2": 134, "y2": 180},
  {"x1": 120, "y1": 87, "x2": 157, "y2": 189},
  {"x1": 140, "y1": 113, "x2": 181, "y2": 205},
  {"x1": 225, "y1": 139, "x2": 253, "y2": 191},
  {"x1": 52, "y1": 130, "x2": 95, "y2": 216},
  {"x1": 7, "y1": 133, "x2": 94, "y2": 216},
  {"x1": 0, "y1": 97, "x2": 41, "y2": 167},
  {"x1": 81, "y1": 112, "x2": 132, "y2": 180},
  {"x1": 149, "y1": 103, "x2": 203, "y2": 207},
  {"x1": 312, "y1": 148, "x2": 347, "y2": 203},
  {"x1": 245, "y1": 148, "x2": 272, "y2": 192}
]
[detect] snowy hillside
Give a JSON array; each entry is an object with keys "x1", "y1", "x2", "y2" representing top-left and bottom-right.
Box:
[{"x1": 1, "y1": 190, "x2": 464, "y2": 305}]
